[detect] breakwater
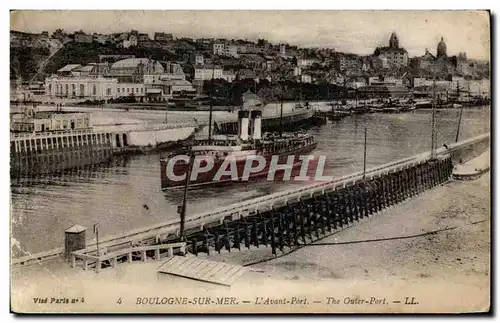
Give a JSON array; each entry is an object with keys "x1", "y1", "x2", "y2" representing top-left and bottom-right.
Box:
[{"x1": 182, "y1": 156, "x2": 453, "y2": 256}]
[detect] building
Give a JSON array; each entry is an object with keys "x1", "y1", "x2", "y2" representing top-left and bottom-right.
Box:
[
  {"x1": 142, "y1": 74, "x2": 166, "y2": 85},
  {"x1": 334, "y1": 53, "x2": 362, "y2": 73},
  {"x1": 57, "y1": 64, "x2": 82, "y2": 76},
  {"x1": 417, "y1": 49, "x2": 436, "y2": 70},
  {"x1": 413, "y1": 37, "x2": 458, "y2": 76},
  {"x1": 195, "y1": 54, "x2": 204, "y2": 65},
  {"x1": 122, "y1": 35, "x2": 137, "y2": 48},
  {"x1": 116, "y1": 83, "x2": 145, "y2": 98},
  {"x1": 143, "y1": 62, "x2": 185, "y2": 84},
  {"x1": 298, "y1": 58, "x2": 320, "y2": 67},
  {"x1": 237, "y1": 45, "x2": 247, "y2": 54},
  {"x1": 194, "y1": 65, "x2": 223, "y2": 80},
  {"x1": 413, "y1": 77, "x2": 451, "y2": 89},
  {"x1": 225, "y1": 45, "x2": 238, "y2": 58},
  {"x1": 237, "y1": 69, "x2": 257, "y2": 80},
  {"x1": 154, "y1": 32, "x2": 173, "y2": 43},
  {"x1": 301, "y1": 74, "x2": 312, "y2": 83},
  {"x1": 162, "y1": 79, "x2": 196, "y2": 98},
  {"x1": 93, "y1": 33, "x2": 110, "y2": 44},
  {"x1": 213, "y1": 43, "x2": 224, "y2": 55},
  {"x1": 137, "y1": 33, "x2": 150, "y2": 43},
  {"x1": 213, "y1": 43, "x2": 239, "y2": 58},
  {"x1": 456, "y1": 52, "x2": 476, "y2": 77},
  {"x1": 162, "y1": 62, "x2": 185, "y2": 79},
  {"x1": 45, "y1": 76, "x2": 118, "y2": 100},
  {"x1": 383, "y1": 76, "x2": 403, "y2": 86},
  {"x1": 221, "y1": 70, "x2": 236, "y2": 83},
  {"x1": 57, "y1": 63, "x2": 110, "y2": 77},
  {"x1": 373, "y1": 32, "x2": 409, "y2": 68},
  {"x1": 293, "y1": 66, "x2": 302, "y2": 77},
  {"x1": 280, "y1": 44, "x2": 286, "y2": 56},
  {"x1": 437, "y1": 37, "x2": 447, "y2": 58},
  {"x1": 358, "y1": 85, "x2": 409, "y2": 98},
  {"x1": 108, "y1": 58, "x2": 165, "y2": 83},
  {"x1": 11, "y1": 110, "x2": 91, "y2": 133}
]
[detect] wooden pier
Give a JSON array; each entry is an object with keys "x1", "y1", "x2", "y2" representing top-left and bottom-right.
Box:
[
  {"x1": 70, "y1": 242, "x2": 186, "y2": 273},
  {"x1": 11, "y1": 133, "x2": 490, "y2": 268}
]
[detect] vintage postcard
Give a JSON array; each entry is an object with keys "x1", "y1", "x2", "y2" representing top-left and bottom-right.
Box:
[{"x1": 10, "y1": 10, "x2": 491, "y2": 314}]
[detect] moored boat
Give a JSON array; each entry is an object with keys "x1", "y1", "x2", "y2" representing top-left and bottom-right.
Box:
[{"x1": 160, "y1": 109, "x2": 318, "y2": 190}]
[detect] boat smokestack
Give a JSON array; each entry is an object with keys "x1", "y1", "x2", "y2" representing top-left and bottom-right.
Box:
[
  {"x1": 251, "y1": 110, "x2": 262, "y2": 140},
  {"x1": 238, "y1": 110, "x2": 250, "y2": 141}
]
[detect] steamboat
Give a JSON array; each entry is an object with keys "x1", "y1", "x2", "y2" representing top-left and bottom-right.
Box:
[{"x1": 160, "y1": 109, "x2": 318, "y2": 190}]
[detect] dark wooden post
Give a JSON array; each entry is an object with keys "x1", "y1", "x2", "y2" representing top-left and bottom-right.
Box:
[
  {"x1": 251, "y1": 220, "x2": 259, "y2": 247},
  {"x1": 244, "y1": 224, "x2": 251, "y2": 249},
  {"x1": 278, "y1": 214, "x2": 285, "y2": 251},
  {"x1": 300, "y1": 211, "x2": 307, "y2": 243},
  {"x1": 325, "y1": 198, "x2": 333, "y2": 231},
  {"x1": 270, "y1": 217, "x2": 277, "y2": 255},
  {"x1": 292, "y1": 211, "x2": 299, "y2": 245},
  {"x1": 215, "y1": 232, "x2": 221, "y2": 254},
  {"x1": 234, "y1": 226, "x2": 241, "y2": 250},
  {"x1": 261, "y1": 219, "x2": 268, "y2": 246},
  {"x1": 225, "y1": 228, "x2": 231, "y2": 252},
  {"x1": 192, "y1": 238, "x2": 198, "y2": 256},
  {"x1": 204, "y1": 232, "x2": 210, "y2": 256}
]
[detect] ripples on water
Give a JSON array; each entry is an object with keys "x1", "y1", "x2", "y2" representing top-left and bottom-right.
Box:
[{"x1": 10, "y1": 107, "x2": 490, "y2": 256}]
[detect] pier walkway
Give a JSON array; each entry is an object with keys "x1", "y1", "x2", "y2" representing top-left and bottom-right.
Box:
[{"x1": 11, "y1": 133, "x2": 490, "y2": 267}]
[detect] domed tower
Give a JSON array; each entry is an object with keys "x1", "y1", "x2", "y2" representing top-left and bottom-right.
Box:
[
  {"x1": 389, "y1": 32, "x2": 399, "y2": 48},
  {"x1": 437, "y1": 37, "x2": 447, "y2": 58}
]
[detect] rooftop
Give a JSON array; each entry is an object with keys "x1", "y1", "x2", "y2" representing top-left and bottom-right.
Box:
[
  {"x1": 77, "y1": 65, "x2": 95, "y2": 72},
  {"x1": 57, "y1": 64, "x2": 82, "y2": 73},
  {"x1": 111, "y1": 58, "x2": 151, "y2": 69},
  {"x1": 376, "y1": 46, "x2": 408, "y2": 54}
]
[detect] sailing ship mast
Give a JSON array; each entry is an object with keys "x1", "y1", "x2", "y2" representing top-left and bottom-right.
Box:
[
  {"x1": 455, "y1": 83, "x2": 470, "y2": 143},
  {"x1": 178, "y1": 146, "x2": 194, "y2": 242},
  {"x1": 207, "y1": 59, "x2": 216, "y2": 144}
]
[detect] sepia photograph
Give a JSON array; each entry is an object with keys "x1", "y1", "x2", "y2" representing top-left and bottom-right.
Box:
[{"x1": 9, "y1": 9, "x2": 491, "y2": 314}]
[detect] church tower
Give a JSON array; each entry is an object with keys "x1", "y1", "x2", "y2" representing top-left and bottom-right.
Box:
[
  {"x1": 437, "y1": 37, "x2": 447, "y2": 58},
  {"x1": 389, "y1": 32, "x2": 399, "y2": 49}
]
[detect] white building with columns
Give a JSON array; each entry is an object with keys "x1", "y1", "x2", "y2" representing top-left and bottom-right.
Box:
[{"x1": 45, "y1": 76, "x2": 118, "y2": 99}]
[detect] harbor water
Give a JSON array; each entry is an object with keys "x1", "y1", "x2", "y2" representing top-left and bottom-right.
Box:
[{"x1": 10, "y1": 104, "x2": 490, "y2": 257}]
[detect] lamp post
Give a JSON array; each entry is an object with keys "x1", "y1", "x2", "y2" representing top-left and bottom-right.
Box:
[
  {"x1": 93, "y1": 223, "x2": 100, "y2": 257},
  {"x1": 430, "y1": 76, "x2": 437, "y2": 160},
  {"x1": 279, "y1": 77, "x2": 286, "y2": 138}
]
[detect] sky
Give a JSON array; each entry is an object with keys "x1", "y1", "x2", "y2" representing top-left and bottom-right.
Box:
[{"x1": 10, "y1": 10, "x2": 491, "y2": 60}]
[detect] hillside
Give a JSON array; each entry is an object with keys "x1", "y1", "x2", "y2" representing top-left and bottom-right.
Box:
[
  {"x1": 11, "y1": 41, "x2": 183, "y2": 80},
  {"x1": 10, "y1": 46, "x2": 50, "y2": 80},
  {"x1": 44, "y1": 42, "x2": 181, "y2": 74}
]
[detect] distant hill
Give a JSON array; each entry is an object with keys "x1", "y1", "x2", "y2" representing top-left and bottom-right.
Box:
[
  {"x1": 10, "y1": 46, "x2": 50, "y2": 81},
  {"x1": 10, "y1": 41, "x2": 184, "y2": 81},
  {"x1": 44, "y1": 42, "x2": 183, "y2": 74}
]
